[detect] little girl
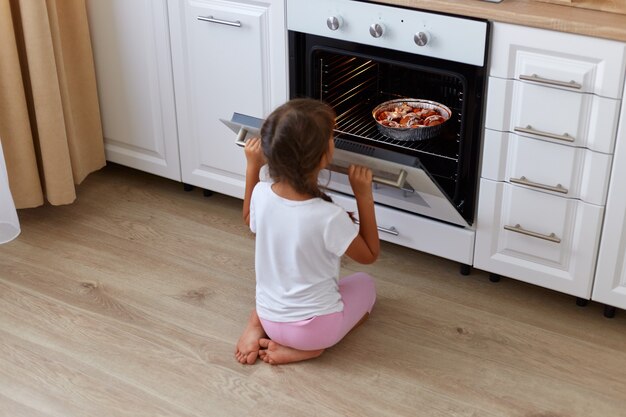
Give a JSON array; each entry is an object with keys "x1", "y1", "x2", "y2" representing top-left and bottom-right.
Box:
[{"x1": 235, "y1": 98, "x2": 379, "y2": 365}]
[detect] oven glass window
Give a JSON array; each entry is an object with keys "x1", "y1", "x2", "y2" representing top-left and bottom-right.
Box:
[
  {"x1": 312, "y1": 50, "x2": 466, "y2": 200},
  {"x1": 289, "y1": 33, "x2": 487, "y2": 225}
]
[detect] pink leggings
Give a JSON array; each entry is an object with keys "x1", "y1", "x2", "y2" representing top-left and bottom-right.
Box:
[{"x1": 259, "y1": 272, "x2": 376, "y2": 351}]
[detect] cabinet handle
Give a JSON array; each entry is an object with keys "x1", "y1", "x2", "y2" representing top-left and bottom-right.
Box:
[
  {"x1": 504, "y1": 224, "x2": 561, "y2": 243},
  {"x1": 355, "y1": 219, "x2": 399, "y2": 236},
  {"x1": 327, "y1": 164, "x2": 408, "y2": 190},
  {"x1": 509, "y1": 176, "x2": 568, "y2": 194},
  {"x1": 519, "y1": 73, "x2": 582, "y2": 90},
  {"x1": 197, "y1": 15, "x2": 242, "y2": 27},
  {"x1": 514, "y1": 125, "x2": 574, "y2": 143}
]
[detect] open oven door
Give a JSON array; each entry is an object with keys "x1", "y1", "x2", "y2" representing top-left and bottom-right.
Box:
[
  {"x1": 221, "y1": 113, "x2": 469, "y2": 228},
  {"x1": 322, "y1": 145, "x2": 470, "y2": 228},
  {"x1": 220, "y1": 113, "x2": 262, "y2": 146}
]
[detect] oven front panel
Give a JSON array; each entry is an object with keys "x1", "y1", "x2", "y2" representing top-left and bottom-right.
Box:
[
  {"x1": 286, "y1": 0, "x2": 488, "y2": 67},
  {"x1": 289, "y1": 32, "x2": 487, "y2": 225},
  {"x1": 322, "y1": 148, "x2": 470, "y2": 227}
]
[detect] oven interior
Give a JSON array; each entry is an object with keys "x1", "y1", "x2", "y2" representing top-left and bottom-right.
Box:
[
  {"x1": 290, "y1": 34, "x2": 487, "y2": 225},
  {"x1": 318, "y1": 50, "x2": 465, "y2": 196}
]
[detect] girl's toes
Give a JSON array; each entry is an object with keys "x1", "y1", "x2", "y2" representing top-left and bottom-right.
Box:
[{"x1": 246, "y1": 351, "x2": 259, "y2": 365}]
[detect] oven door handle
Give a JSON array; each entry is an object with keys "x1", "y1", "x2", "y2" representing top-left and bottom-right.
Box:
[
  {"x1": 234, "y1": 128, "x2": 248, "y2": 147},
  {"x1": 327, "y1": 164, "x2": 408, "y2": 190}
]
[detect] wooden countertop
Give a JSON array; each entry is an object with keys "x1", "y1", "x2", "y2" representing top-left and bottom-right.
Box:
[{"x1": 371, "y1": 0, "x2": 626, "y2": 42}]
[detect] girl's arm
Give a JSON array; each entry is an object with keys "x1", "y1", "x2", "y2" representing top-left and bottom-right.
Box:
[
  {"x1": 242, "y1": 137, "x2": 265, "y2": 226},
  {"x1": 345, "y1": 165, "x2": 380, "y2": 264}
]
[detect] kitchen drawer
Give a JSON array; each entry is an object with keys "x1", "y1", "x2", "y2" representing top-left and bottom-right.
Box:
[
  {"x1": 485, "y1": 78, "x2": 620, "y2": 154},
  {"x1": 490, "y1": 22, "x2": 626, "y2": 99},
  {"x1": 474, "y1": 179, "x2": 604, "y2": 298},
  {"x1": 481, "y1": 130, "x2": 612, "y2": 205},
  {"x1": 328, "y1": 191, "x2": 475, "y2": 265}
]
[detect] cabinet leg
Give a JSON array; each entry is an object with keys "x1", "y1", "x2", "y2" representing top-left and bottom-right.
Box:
[
  {"x1": 203, "y1": 189, "x2": 213, "y2": 197},
  {"x1": 604, "y1": 305, "x2": 617, "y2": 319},
  {"x1": 575, "y1": 297, "x2": 589, "y2": 307},
  {"x1": 489, "y1": 273, "x2": 501, "y2": 283},
  {"x1": 183, "y1": 183, "x2": 194, "y2": 192},
  {"x1": 459, "y1": 264, "x2": 471, "y2": 276}
]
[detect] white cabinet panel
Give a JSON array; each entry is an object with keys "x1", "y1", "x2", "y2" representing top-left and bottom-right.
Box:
[
  {"x1": 171, "y1": 1, "x2": 266, "y2": 197},
  {"x1": 169, "y1": 0, "x2": 287, "y2": 198},
  {"x1": 489, "y1": 22, "x2": 626, "y2": 99},
  {"x1": 330, "y1": 192, "x2": 475, "y2": 264},
  {"x1": 594, "y1": 176, "x2": 626, "y2": 309},
  {"x1": 593, "y1": 85, "x2": 626, "y2": 310},
  {"x1": 475, "y1": 180, "x2": 603, "y2": 298},
  {"x1": 476, "y1": 22, "x2": 625, "y2": 301},
  {"x1": 481, "y1": 130, "x2": 612, "y2": 205},
  {"x1": 485, "y1": 78, "x2": 620, "y2": 153},
  {"x1": 86, "y1": 0, "x2": 181, "y2": 180}
]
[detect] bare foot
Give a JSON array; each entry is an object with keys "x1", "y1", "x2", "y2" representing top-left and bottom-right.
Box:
[
  {"x1": 235, "y1": 310, "x2": 266, "y2": 365},
  {"x1": 258, "y1": 338, "x2": 324, "y2": 365}
]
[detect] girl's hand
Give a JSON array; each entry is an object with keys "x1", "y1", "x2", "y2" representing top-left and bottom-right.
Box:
[
  {"x1": 242, "y1": 137, "x2": 264, "y2": 226},
  {"x1": 244, "y1": 137, "x2": 265, "y2": 169},
  {"x1": 348, "y1": 165, "x2": 373, "y2": 199},
  {"x1": 346, "y1": 164, "x2": 379, "y2": 264}
]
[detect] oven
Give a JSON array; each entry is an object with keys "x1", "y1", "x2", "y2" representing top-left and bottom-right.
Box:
[
  {"x1": 224, "y1": 0, "x2": 489, "y2": 266},
  {"x1": 289, "y1": 0, "x2": 488, "y2": 266}
]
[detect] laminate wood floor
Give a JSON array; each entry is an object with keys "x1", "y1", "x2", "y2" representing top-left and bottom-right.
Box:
[{"x1": 1, "y1": 164, "x2": 625, "y2": 417}]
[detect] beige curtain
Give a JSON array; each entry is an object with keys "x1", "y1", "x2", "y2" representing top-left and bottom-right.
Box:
[{"x1": 0, "y1": 0, "x2": 105, "y2": 209}]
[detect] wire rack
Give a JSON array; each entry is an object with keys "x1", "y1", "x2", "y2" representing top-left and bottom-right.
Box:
[{"x1": 319, "y1": 53, "x2": 462, "y2": 163}]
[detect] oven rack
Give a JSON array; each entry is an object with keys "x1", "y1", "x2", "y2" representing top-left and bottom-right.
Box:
[{"x1": 334, "y1": 102, "x2": 459, "y2": 162}]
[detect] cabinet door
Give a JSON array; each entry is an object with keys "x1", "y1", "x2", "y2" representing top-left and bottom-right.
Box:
[
  {"x1": 474, "y1": 179, "x2": 604, "y2": 298},
  {"x1": 86, "y1": 0, "x2": 181, "y2": 181},
  {"x1": 593, "y1": 95, "x2": 626, "y2": 309},
  {"x1": 489, "y1": 22, "x2": 626, "y2": 99},
  {"x1": 481, "y1": 130, "x2": 612, "y2": 206},
  {"x1": 485, "y1": 78, "x2": 620, "y2": 154},
  {"x1": 169, "y1": 0, "x2": 287, "y2": 198}
]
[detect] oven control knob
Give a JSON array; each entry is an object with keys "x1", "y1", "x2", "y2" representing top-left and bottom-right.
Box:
[
  {"x1": 326, "y1": 16, "x2": 342, "y2": 31},
  {"x1": 414, "y1": 31, "x2": 430, "y2": 47},
  {"x1": 369, "y1": 23, "x2": 384, "y2": 38}
]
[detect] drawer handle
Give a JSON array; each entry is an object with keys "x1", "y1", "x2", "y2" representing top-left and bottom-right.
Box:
[
  {"x1": 197, "y1": 15, "x2": 242, "y2": 27},
  {"x1": 519, "y1": 73, "x2": 582, "y2": 90},
  {"x1": 510, "y1": 176, "x2": 568, "y2": 194},
  {"x1": 504, "y1": 224, "x2": 561, "y2": 243},
  {"x1": 355, "y1": 219, "x2": 399, "y2": 236},
  {"x1": 514, "y1": 125, "x2": 574, "y2": 143},
  {"x1": 328, "y1": 164, "x2": 408, "y2": 190}
]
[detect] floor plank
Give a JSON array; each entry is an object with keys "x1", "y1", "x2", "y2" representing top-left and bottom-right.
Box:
[{"x1": 1, "y1": 163, "x2": 625, "y2": 417}]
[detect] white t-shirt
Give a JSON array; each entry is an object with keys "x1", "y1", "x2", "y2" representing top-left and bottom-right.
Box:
[{"x1": 250, "y1": 181, "x2": 359, "y2": 322}]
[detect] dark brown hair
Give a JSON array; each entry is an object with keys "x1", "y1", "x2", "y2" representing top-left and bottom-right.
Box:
[{"x1": 260, "y1": 98, "x2": 335, "y2": 201}]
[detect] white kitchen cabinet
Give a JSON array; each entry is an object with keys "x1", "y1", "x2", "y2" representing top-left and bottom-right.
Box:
[
  {"x1": 475, "y1": 179, "x2": 604, "y2": 297},
  {"x1": 474, "y1": 22, "x2": 626, "y2": 298},
  {"x1": 168, "y1": 0, "x2": 287, "y2": 198},
  {"x1": 481, "y1": 130, "x2": 612, "y2": 206},
  {"x1": 86, "y1": 0, "x2": 181, "y2": 181},
  {"x1": 592, "y1": 84, "x2": 626, "y2": 316},
  {"x1": 485, "y1": 77, "x2": 621, "y2": 154},
  {"x1": 489, "y1": 22, "x2": 626, "y2": 99}
]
